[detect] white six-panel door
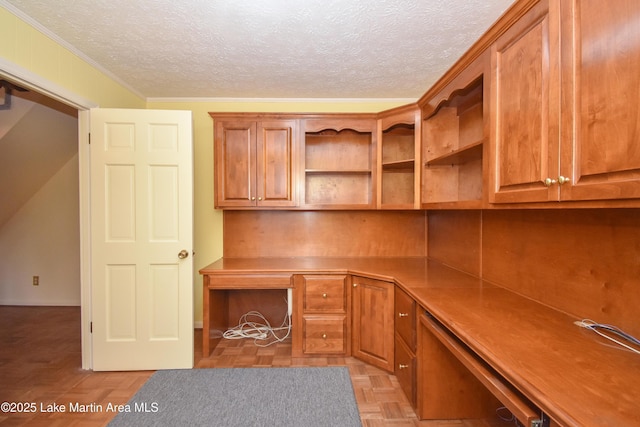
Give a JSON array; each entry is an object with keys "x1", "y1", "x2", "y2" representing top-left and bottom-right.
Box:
[{"x1": 90, "y1": 108, "x2": 193, "y2": 371}]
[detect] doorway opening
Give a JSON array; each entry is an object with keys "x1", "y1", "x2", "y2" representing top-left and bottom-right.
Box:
[{"x1": 0, "y1": 78, "x2": 80, "y2": 307}]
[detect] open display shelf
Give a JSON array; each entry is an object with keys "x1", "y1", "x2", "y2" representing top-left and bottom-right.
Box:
[
  {"x1": 381, "y1": 123, "x2": 417, "y2": 208},
  {"x1": 422, "y1": 77, "x2": 484, "y2": 208},
  {"x1": 304, "y1": 128, "x2": 374, "y2": 208}
]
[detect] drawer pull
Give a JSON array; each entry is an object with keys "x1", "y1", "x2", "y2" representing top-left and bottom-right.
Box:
[
  {"x1": 322, "y1": 333, "x2": 327, "y2": 339},
  {"x1": 398, "y1": 364, "x2": 409, "y2": 369},
  {"x1": 322, "y1": 293, "x2": 328, "y2": 298},
  {"x1": 398, "y1": 312, "x2": 409, "y2": 317}
]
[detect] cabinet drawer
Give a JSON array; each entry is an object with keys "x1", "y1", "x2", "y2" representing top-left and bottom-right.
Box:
[
  {"x1": 303, "y1": 316, "x2": 346, "y2": 354},
  {"x1": 395, "y1": 287, "x2": 416, "y2": 350},
  {"x1": 395, "y1": 334, "x2": 416, "y2": 408},
  {"x1": 303, "y1": 275, "x2": 347, "y2": 313}
]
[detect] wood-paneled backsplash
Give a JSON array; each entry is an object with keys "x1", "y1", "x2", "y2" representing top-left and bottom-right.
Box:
[
  {"x1": 428, "y1": 209, "x2": 640, "y2": 337},
  {"x1": 223, "y1": 210, "x2": 427, "y2": 258},
  {"x1": 223, "y1": 208, "x2": 638, "y2": 336}
]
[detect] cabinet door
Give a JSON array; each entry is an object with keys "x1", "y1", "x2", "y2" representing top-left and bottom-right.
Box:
[
  {"x1": 560, "y1": 0, "x2": 640, "y2": 201},
  {"x1": 214, "y1": 120, "x2": 256, "y2": 207},
  {"x1": 352, "y1": 276, "x2": 394, "y2": 372},
  {"x1": 490, "y1": 0, "x2": 561, "y2": 203},
  {"x1": 256, "y1": 120, "x2": 298, "y2": 207}
]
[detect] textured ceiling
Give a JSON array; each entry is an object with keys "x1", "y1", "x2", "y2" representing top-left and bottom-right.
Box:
[{"x1": 3, "y1": 0, "x2": 515, "y2": 99}]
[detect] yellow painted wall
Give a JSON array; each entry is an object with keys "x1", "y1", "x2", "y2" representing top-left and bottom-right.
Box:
[
  {"x1": 0, "y1": 7, "x2": 144, "y2": 108},
  {"x1": 1, "y1": 5, "x2": 410, "y2": 324}
]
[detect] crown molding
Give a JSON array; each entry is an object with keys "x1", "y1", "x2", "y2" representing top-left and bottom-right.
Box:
[
  {"x1": 1, "y1": 0, "x2": 145, "y2": 100},
  {"x1": 146, "y1": 97, "x2": 417, "y2": 104}
]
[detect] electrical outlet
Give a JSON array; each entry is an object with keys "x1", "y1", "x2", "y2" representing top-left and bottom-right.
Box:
[{"x1": 33, "y1": 276, "x2": 39, "y2": 286}]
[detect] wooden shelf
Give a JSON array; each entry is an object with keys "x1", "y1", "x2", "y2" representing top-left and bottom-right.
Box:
[
  {"x1": 425, "y1": 139, "x2": 483, "y2": 167},
  {"x1": 421, "y1": 200, "x2": 484, "y2": 210},
  {"x1": 379, "y1": 106, "x2": 420, "y2": 209},
  {"x1": 305, "y1": 169, "x2": 371, "y2": 174},
  {"x1": 421, "y1": 60, "x2": 486, "y2": 208},
  {"x1": 382, "y1": 159, "x2": 415, "y2": 171},
  {"x1": 303, "y1": 121, "x2": 375, "y2": 208}
]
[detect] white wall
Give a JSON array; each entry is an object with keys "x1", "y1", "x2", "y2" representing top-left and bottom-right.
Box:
[{"x1": 0, "y1": 154, "x2": 80, "y2": 305}]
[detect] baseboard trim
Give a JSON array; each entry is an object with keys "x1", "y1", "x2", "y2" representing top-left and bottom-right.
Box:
[{"x1": 0, "y1": 299, "x2": 81, "y2": 306}]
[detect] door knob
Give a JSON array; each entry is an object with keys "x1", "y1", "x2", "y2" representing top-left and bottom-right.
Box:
[{"x1": 178, "y1": 250, "x2": 189, "y2": 259}]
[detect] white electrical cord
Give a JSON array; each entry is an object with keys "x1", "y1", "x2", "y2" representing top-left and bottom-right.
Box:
[
  {"x1": 495, "y1": 406, "x2": 517, "y2": 424},
  {"x1": 574, "y1": 319, "x2": 640, "y2": 355},
  {"x1": 223, "y1": 310, "x2": 291, "y2": 347}
]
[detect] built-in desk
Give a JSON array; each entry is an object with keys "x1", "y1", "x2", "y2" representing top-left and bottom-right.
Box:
[{"x1": 199, "y1": 257, "x2": 640, "y2": 426}]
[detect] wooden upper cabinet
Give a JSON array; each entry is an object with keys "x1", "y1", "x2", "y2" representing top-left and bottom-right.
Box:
[
  {"x1": 490, "y1": 0, "x2": 561, "y2": 203},
  {"x1": 491, "y1": 0, "x2": 640, "y2": 204},
  {"x1": 213, "y1": 116, "x2": 298, "y2": 208},
  {"x1": 560, "y1": 0, "x2": 640, "y2": 201}
]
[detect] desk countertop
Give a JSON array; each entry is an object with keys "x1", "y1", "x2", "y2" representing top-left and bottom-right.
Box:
[{"x1": 200, "y1": 257, "x2": 640, "y2": 426}]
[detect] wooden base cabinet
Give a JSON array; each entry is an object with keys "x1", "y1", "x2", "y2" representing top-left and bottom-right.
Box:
[
  {"x1": 394, "y1": 287, "x2": 417, "y2": 407},
  {"x1": 351, "y1": 276, "x2": 394, "y2": 372},
  {"x1": 293, "y1": 274, "x2": 350, "y2": 357}
]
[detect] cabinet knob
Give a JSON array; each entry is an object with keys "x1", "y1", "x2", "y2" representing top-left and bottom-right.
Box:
[
  {"x1": 398, "y1": 364, "x2": 409, "y2": 369},
  {"x1": 258, "y1": 196, "x2": 263, "y2": 201},
  {"x1": 558, "y1": 176, "x2": 571, "y2": 185},
  {"x1": 544, "y1": 177, "x2": 557, "y2": 187},
  {"x1": 322, "y1": 293, "x2": 328, "y2": 298},
  {"x1": 398, "y1": 312, "x2": 409, "y2": 318},
  {"x1": 353, "y1": 283, "x2": 358, "y2": 288},
  {"x1": 322, "y1": 333, "x2": 327, "y2": 339},
  {"x1": 251, "y1": 196, "x2": 256, "y2": 201}
]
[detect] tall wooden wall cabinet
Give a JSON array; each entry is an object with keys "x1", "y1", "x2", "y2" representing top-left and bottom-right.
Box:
[
  {"x1": 490, "y1": 0, "x2": 640, "y2": 204},
  {"x1": 213, "y1": 116, "x2": 298, "y2": 208}
]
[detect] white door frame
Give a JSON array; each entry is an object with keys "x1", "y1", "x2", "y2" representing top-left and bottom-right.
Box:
[{"x1": 1, "y1": 58, "x2": 98, "y2": 369}]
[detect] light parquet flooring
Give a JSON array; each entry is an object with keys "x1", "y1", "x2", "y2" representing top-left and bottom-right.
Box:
[{"x1": 0, "y1": 306, "x2": 514, "y2": 427}]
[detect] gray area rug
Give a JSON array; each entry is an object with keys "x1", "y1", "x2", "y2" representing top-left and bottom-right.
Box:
[{"x1": 108, "y1": 367, "x2": 362, "y2": 427}]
